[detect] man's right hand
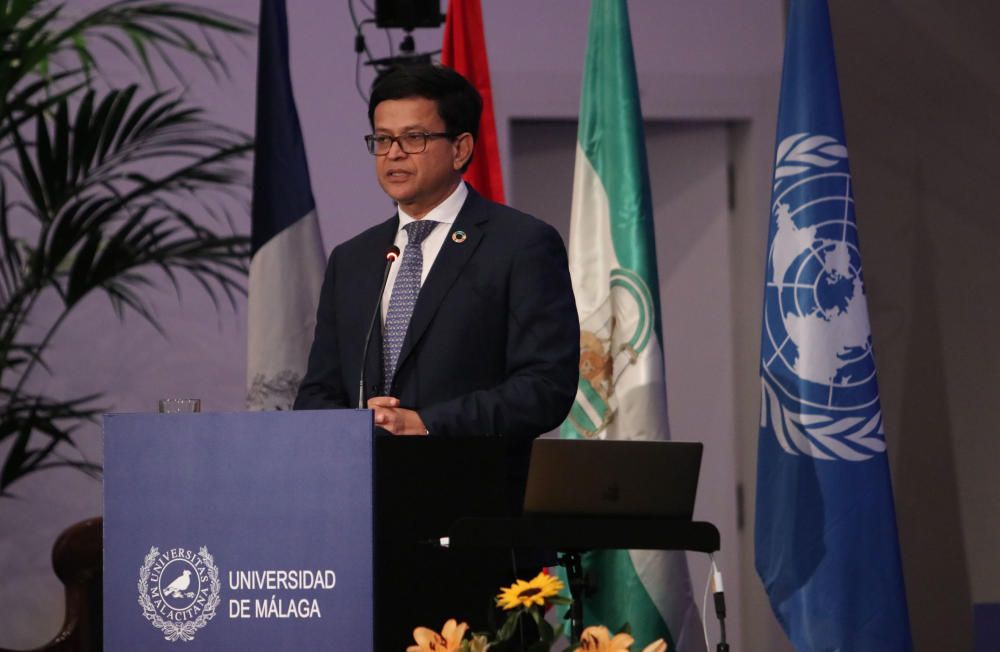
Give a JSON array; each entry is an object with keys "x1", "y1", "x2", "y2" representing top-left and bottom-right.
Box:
[{"x1": 367, "y1": 396, "x2": 428, "y2": 436}]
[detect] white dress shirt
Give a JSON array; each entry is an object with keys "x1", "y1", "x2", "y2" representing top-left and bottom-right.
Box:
[{"x1": 381, "y1": 181, "x2": 468, "y2": 322}]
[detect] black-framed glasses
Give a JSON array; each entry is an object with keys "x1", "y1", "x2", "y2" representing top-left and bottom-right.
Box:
[{"x1": 364, "y1": 131, "x2": 453, "y2": 155}]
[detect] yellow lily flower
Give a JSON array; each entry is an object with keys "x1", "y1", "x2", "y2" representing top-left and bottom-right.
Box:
[
  {"x1": 579, "y1": 625, "x2": 634, "y2": 651},
  {"x1": 406, "y1": 618, "x2": 468, "y2": 652}
]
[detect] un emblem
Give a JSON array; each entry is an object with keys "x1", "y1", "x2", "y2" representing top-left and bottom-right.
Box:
[
  {"x1": 138, "y1": 546, "x2": 220, "y2": 642},
  {"x1": 761, "y1": 133, "x2": 886, "y2": 462}
]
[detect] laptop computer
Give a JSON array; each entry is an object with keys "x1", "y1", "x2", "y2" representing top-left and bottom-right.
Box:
[{"x1": 522, "y1": 438, "x2": 703, "y2": 519}]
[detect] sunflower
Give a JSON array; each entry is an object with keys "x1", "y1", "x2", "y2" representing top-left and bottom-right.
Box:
[{"x1": 495, "y1": 571, "x2": 565, "y2": 610}]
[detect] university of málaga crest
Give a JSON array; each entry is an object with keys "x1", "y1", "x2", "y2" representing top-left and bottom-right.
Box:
[
  {"x1": 760, "y1": 132, "x2": 887, "y2": 462},
  {"x1": 569, "y1": 268, "x2": 654, "y2": 438},
  {"x1": 138, "y1": 546, "x2": 220, "y2": 642}
]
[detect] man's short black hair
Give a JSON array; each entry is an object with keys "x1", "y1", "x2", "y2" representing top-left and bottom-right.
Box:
[{"x1": 368, "y1": 64, "x2": 481, "y2": 171}]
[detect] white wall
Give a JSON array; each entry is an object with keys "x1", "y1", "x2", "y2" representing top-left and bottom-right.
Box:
[{"x1": 829, "y1": 2, "x2": 1000, "y2": 648}]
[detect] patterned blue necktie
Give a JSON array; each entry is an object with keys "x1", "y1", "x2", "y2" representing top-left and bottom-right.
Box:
[{"x1": 382, "y1": 219, "x2": 439, "y2": 393}]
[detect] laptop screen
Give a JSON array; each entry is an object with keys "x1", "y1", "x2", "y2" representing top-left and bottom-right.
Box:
[{"x1": 522, "y1": 438, "x2": 703, "y2": 519}]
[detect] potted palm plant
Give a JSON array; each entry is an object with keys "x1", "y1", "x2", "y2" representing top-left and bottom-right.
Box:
[{"x1": 0, "y1": 0, "x2": 255, "y2": 496}]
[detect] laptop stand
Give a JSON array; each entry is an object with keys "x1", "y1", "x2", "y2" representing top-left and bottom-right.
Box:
[{"x1": 447, "y1": 516, "x2": 721, "y2": 642}]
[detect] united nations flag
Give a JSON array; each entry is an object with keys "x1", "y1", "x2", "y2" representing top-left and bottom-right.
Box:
[{"x1": 754, "y1": 1, "x2": 913, "y2": 650}]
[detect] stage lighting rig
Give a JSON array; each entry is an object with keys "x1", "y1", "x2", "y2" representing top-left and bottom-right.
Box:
[
  {"x1": 375, "y1": 0, "x2": 444, "y2": 30},
  {"x1": 350, "y1": 0, "x2": 444, "y2": 97}
]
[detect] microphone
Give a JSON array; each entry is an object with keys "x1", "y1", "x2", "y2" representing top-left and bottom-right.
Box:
[{"x1": 357, "y1": 245, "x2": 400, "y2": 409}]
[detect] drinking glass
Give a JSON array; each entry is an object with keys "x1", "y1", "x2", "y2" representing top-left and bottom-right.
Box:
[{"x1": 158, "y1": 398, "x2": 202, "y2": 413}]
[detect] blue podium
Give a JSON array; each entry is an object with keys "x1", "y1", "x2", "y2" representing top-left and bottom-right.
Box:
[{"x1": 103, "y1": 410, "x2": 373, "y2": 650}]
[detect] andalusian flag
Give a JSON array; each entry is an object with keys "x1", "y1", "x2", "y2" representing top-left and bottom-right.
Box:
[{"x1": 560, "y1": 1, "x2": 704, "y2": 649}]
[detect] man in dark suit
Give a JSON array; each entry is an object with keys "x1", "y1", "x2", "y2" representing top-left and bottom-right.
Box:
[{"x1": 294, "y1": 64, "x2": 579, "y2": 649}]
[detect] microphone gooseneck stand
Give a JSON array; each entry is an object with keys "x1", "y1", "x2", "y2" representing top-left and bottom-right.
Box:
[{"x1": 357, "y1": 246, "x2": 400, "y2": 409}]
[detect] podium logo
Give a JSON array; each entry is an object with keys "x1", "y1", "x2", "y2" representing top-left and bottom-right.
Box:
[{"x1": 138, "y1": 546, "x2": 221, "y2": 642}]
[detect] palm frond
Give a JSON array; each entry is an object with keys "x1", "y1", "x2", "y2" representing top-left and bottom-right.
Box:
[
  {"x1": 0, "y1": 0, "x2": 254, "y2": 496},
  {"x1": 7, "y1": 87, "x2": 251, "y2": 316},
  {"x1": 45, "y1": 0, "x2": 252, "y2": 85},
  {"x1": 2, "y1": 0, "x2": 253, "y2": 120},
  {"x1": 0, "y1": 389, "x2": 105, "y2": 494}
]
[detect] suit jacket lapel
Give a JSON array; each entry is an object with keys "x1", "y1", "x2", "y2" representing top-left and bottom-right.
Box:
[{"x1": 395, "y1": 191, "x2": 489, "y2": 372}]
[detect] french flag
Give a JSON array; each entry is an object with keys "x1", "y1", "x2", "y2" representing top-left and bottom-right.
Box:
[{"x1": 247, "y1": 0, "x2": 326, "y2": 410}]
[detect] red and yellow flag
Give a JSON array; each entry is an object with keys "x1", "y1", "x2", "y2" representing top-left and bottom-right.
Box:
[{"x1": 441, "y1": 0, "x2": 505, "y2": 203}]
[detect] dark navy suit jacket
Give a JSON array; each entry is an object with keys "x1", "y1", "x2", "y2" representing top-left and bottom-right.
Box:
[
  {"x1": 294, "y1": 188, "x2": 578, "y2": 648},
  {"x1": 294, "y1": 187, "x2": 580, "y2": 442}
]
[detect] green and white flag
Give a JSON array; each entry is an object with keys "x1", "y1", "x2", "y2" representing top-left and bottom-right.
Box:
[{"x1": 560, "y1": 1, "x2": 704, "y2": 649}]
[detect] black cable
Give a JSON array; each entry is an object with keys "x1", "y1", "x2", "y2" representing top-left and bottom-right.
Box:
[
  {"x1": 359, "y1": 18, "x2": 393, "y2": 60},
  {"x1": 354, "y1": 50, "x2": 368, "y2": 103},
  {"x1": 348, "y1": 0, "x2": 376, "y2": 85}
]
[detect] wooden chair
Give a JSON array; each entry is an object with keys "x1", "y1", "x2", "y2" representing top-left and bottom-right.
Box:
[{"x1": 0, "y1": 517, "x2": 102, "y2": 652}]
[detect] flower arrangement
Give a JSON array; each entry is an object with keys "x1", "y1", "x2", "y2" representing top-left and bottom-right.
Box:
[{"x1": 407, "y1": 572, "x2": 668, "y2": 652}]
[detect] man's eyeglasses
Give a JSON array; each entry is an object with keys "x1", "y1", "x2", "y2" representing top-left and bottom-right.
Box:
[{"x1": 364, "y1": 131, "x2": 453, "y2": 156}]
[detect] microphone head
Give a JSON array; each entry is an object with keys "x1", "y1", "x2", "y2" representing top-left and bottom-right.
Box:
[{"x1": 386, "y1": 245, "x2": 401, "y2": 262}]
